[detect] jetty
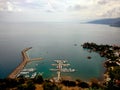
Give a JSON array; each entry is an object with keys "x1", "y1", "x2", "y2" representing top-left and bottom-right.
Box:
[
  {"x1": 8, "y1": 47, "x2": 43, "y2": 79},
  {"x1": 50, "y1": 60, "x2": 75, "y2": 82}
]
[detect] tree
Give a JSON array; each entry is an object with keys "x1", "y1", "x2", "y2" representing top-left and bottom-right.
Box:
[
  {"x1": 78, "y1": 82, "x2": 89, "y2": 88},
  {"x1": 106, "y1": 66, "x2": 120, "y2": 90},
  {"x1": 43, "y1": 81, "x2": 61, "y2": 90},
  {"x1": 34, "y1": 75, "x2": 44, "y2": 84},
  {"x1": 61, "y1": 80, "x2": 76, "y2": 87},
  {"x1": 17, "y1": 75, "x2": 25, "y2": 84},
  {"x1": 90, "y1": 78, "x2": 101, "y2": 89},
  {"x1": 17, "y1": 80, "x2": 36, "y2": 90},
  {"x1": 110, "y1": 66, "x2": 120, "y2": 80}
]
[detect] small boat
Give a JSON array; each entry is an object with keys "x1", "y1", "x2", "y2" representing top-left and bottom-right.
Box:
[
  {"x1": 61, "y1": 68, "x2": 75, "y2": 72},
  {"x1": 25, "y1": 75, "x2": 30, "y2": 78},
  {"x1": 50, "y1": 69, "x2": 59, "y2": 71},
  {"x1": 20, "y1": 71, "x2": 29, "y2": 74},
  {"x1": 22, "y1": 68, "x2": 35, "y2": 72},
  {"x1": 31, "y1": 72, "x2": 37, "y2": 78},
  {"x1": 38, "y1": 72, "x2": 44, "y2": 75}
]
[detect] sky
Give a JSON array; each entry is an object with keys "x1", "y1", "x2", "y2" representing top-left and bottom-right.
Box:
[{"x1": 0, "y1": 0, "x2": 120, "y2": 22}]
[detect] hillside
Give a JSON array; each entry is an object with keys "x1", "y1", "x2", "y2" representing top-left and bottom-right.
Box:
[
  {"x1": 110, "y1": 21, "x2": 120, "y2": 27},
  {"x1": 88, "y1": 18, "x2": 120, "y2": 27}
]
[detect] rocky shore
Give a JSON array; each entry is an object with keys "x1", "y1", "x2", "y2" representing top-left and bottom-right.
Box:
[
  {"x1": 82, "y1": 42, "x2": 120, "y2": 67},
  {"x1": 82, "y1": 42, "x2": 120, "y2": 89}
]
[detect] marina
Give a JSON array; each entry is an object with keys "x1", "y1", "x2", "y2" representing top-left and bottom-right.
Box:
[{"x1": 50, "y1": 60, "x2": 75, "y2": 81}]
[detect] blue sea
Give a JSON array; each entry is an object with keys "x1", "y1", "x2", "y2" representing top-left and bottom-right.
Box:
[{"x1": 0, "y1": 22, "x2": 120, "y2": 80}]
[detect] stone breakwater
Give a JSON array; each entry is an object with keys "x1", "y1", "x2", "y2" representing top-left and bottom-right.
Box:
[{"x1": 8, "y1": 47, "x2": 43, "y2": 79}]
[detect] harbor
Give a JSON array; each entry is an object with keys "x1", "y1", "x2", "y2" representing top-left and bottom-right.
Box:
[{"x1": 8, "y1": 47, "x2": 43, "y2": 79}]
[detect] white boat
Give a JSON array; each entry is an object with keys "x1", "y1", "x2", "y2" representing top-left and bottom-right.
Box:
[
  {"x1": 31, "y1": 72, "x2": 37, "y2": 78},
  {"x1": 50, "y1": 69, "x2": 59, "y2": 71},
  {"x1": 20, "y1": 71, "x2": 29, "y2": 74},
  {"x1": 61, "y1": 68, "x2": 75, "y2": 72},
  {"x1": 54, "y1": 60, "x2": 67, "y2": 64},
  {"x1": 22, "y1": 68, "x2": 35, "y2": 72},
  {"x1": 38, "y1": 72, "x2": 44, "y2": 75},
  {"x1": 25, "y1": 75, "x2": 30, "y2": 78}
]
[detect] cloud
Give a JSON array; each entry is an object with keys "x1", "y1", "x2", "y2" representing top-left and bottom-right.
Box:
[
  {"x1": 0, "y1": 1, "x2": 22, "y2": 12},
  {"x1": 97, "y1": 0, "x2": 120, "y2": 5},
  {"x1": 0, "y1": 0, "x2": 120, "y2": 21},
  {"x1": 95, "y1": 0, "x2": 120, "y2": 18},
  {"x1": 97, "y1": 0, "x2": 108, "y2": 5},
  {"x1": 46, "y1": 10, "x2": 53, "y2": 13},
  {"x1": 100, "y1": 7, "x2": 120, "y2": 18},
  {"x1": 68, "y1": 4, "x2": 87, "y2": 11},
  {"x1": 0, "y1": 0, "x2": 52, "y2": 12}
]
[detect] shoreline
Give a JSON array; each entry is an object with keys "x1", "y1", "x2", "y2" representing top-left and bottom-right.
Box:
[
  {"x1": 8, "y1": 47, "x2": 43, "y2": 79},
  {"x1": 82, "y1": 42, "x2": 120, "y2": 83}
]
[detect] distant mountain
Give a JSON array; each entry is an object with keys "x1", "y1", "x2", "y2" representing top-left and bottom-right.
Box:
[
  {"x1": 110, "y1": 21, "x2": 120, "y2": 27},
  {"x1": 88, "y1": 18, "x2": 120, "y2": 27}
]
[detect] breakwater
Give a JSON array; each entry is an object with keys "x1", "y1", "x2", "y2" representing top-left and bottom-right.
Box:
[{"x1": 8, "y1": 47, "x2": 43, "y2": 79}]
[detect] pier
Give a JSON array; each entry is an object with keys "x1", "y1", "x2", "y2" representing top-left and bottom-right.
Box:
[
  {"x1": 8, "y1": 47, "x2": 43, "y2": 79},
  {"x1": 50, "y1": 60, "x2": 75, "y2": 82}
]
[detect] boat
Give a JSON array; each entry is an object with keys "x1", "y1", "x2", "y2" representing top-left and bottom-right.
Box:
[
  {"x1": 22, "y1": 68, "x2": 35, "y2": 72},
  {"x1": 61, "y1": 68, "x2": 75, "y2": 72},
  {"x1": 54, "y1": 60, "x2": 67, "y2": 64},
  {"x1": 25, "y1": 75, "x2": 30, "y2": 78},
  {"x1": 31, "y1": 72, "x2": 37, "y2": 78},
  {"x1": 38, "y1": 72, "x2": 44, "y2": 75},
  {"x1": 20, "y1": 71, "x2": 29, "y2": 74},
  {"x1": 50, "y1": 69, "x2": 59, "y2": 71}
]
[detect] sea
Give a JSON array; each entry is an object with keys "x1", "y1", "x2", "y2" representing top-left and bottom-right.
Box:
[{"x1": 0, "y1": 22, "x2": 120, "y2": 80}]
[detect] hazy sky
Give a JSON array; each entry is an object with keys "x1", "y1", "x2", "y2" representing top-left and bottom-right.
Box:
[{"x1": 0, "y1": 0, "x2": 120, "y2": 22}]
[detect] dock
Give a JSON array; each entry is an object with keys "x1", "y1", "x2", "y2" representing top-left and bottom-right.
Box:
[
  {"x1": 8, "y1": 47, "x2": 43, "y2": 79},
  {"x1": 50, "y1": 60, "x2": 75, "y2": 81}
]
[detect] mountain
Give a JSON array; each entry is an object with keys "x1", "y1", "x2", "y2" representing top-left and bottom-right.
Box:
[
  {"x1": 88, "y1": 18, "x2": 120, "y2": 27},
  {"x1": 110, "y1": 21, "x2": 120, "y2": 27}
]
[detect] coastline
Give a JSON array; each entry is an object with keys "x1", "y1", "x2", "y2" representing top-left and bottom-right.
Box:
[
  {"x1": 8, "y1": 47, "x2": 43, "y2": 79},
  {"x1": 1, "y1": 43, "x2": 120, "y2": 89},
  {"x1": 82, "y1": 42, "x2": 120, "y2": 84}
]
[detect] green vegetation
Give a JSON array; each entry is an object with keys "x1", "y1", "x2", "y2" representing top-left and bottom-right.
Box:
[
  {"x1": 61, "y1": 80, "x2": 76, "y2": 87},
  {"x1": 105, "y1": 66, "x2": 120, "y2": 90},
  {"x1": 0, "y1": 75, "x2": 44, "y2": 90},
  {"x1": 43, "y1": 80, "x2": 61, "y2": 90},
  {"x1": 82, "y1": 42, "x2": 120, "y2": 90},
  {"x1": 0, "y1": 75, "x2": 118, "y2": 90},
  {"x1": 33, "y1": 75, "x2": 44, "y2": 84},
  {"x1": 17, "y1": 80, "x2": 35, "y2": 90}
]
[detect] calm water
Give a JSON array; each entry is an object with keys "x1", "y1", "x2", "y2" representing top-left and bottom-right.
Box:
[{"x1": 0, "y1": 22, "x2": 120, "y2": 80}]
